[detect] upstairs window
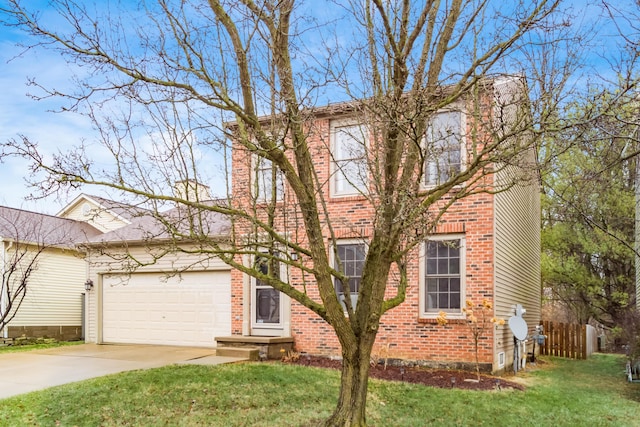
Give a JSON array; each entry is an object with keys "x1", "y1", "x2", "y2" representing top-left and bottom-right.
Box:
[
  {"x1": 331, "y1": 122, "x2": 368, "y2": 196},
  {"x1": 334, "y1": 243, "x2": 366, "y2": 310},
  {"x1": 425, "y1": 111, "x2": 464, "y2": 186},
  {"x1": 254, "y1": 156, "x2": 284, "y2": 202}
]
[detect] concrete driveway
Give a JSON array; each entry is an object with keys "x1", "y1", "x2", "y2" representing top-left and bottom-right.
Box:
[{"x1": 0, "y1": 344, "x2": 245, "y2": 400}]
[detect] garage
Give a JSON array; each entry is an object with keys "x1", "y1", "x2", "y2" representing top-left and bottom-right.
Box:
[{"x1": 101, "y1": 270, "x2": 231, "y2": 347}]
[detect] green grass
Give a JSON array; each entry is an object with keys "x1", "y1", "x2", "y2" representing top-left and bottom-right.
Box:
[
  {"x1": 0, "y1": 340, "x2": 82, "y2": 354},
  {"x1": 0, "y1": 353, "x2": 638, "y2": 426}
]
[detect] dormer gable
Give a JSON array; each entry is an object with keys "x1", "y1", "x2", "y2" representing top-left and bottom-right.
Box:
[{"x1": 57, "y1": 194, "x2": 147, "y2": 233}]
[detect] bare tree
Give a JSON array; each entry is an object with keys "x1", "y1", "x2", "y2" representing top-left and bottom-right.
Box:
[{"x1": 0, "y1": 0, "x2": 610, "y2": 425}]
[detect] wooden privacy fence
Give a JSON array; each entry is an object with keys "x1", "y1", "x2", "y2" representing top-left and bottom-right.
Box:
[{"x1": 538, "y1": 320, "x2": 596, "y2": 360}]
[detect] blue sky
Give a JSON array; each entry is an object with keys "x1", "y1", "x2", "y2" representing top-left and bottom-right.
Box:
[
  {"x1": 0, "y1": 0, "x2": 636, "y2": 214},
  {"x1": 0, "y1": 19, "x2": 100, "y2": 213}
]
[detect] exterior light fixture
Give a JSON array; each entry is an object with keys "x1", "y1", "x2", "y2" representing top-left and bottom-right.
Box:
[
  {"x1": 84, "y1": 279, "x2": 94, "y2": 291},
  {"x1": 291, "y1": 252, "x2": 299, "y2": 261}
]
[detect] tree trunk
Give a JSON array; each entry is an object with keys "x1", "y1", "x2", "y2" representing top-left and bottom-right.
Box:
[{"x1": 324, "y1": 335, "x2": 375, "y2": 427}]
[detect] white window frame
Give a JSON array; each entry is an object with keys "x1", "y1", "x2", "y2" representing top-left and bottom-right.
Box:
[
  {"x1": 330, "y1": 240, "x2": 367, "y2": 311},
  {"x1": 423, "y1": 111, "x2": 466, "y2": 187},
  {"x1": 253, "y1": 155, "x2": 284, "y2": 203},
  {"x1": 419, "y1": 234, "x2": 466, "y2": 319},
  {"x1": 330, "y1": 119, "x2": 368, "y2": 197}
]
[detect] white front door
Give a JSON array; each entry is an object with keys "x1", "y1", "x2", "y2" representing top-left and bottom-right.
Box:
[{"x1": 250, "y1": 255, "x2": 285, "y2": 336}]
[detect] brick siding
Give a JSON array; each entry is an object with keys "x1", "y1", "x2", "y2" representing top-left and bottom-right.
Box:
[{"x1": 230, "y1": 104, "x2": 502, "y2": 369}]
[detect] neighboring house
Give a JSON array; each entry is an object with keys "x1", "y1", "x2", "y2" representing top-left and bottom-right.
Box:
[
  {"x1": 0, "y1": 205, "x2": 101, "y2": 340},
  {"x1": 0, "y1": 194, "x2": 153, "y2": 341},
  {"x1": 227, "y1": 78, "x2": 541, "y2": 373}
]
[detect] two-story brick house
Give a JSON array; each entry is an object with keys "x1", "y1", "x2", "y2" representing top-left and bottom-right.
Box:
[{"x1": 225, "y1": 77, "x2": 541, "y2": 373}]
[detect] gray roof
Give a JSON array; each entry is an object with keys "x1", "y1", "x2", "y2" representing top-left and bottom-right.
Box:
[
  {"x1": 0, "y1": 196, "x2": 230, "y2": 249},
  {"x1": 0, "y1": 206, "x2": 102, "y2": 247},
  {"x1": 87, "y1": 204, "x2": 231, "y2": 245},
  {"x1": 76, "y1": 194, "x2": 151, "y2": 221}
]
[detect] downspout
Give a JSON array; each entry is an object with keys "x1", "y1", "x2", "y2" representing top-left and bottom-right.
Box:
[
  {"x1": 84, "y1": 247, "x2": 90, "y2": 343},
  {"x1": 0, "y1": 238, "x2": 7, "y2": 339}
]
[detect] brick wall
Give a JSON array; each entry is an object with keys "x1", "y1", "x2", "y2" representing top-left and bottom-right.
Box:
[
  {"x1": 282, "y1": 191, "x2": 496, "y2": 366},
  {"x1": 230, "y1": 105, "x2": 501, "y2": 369}
]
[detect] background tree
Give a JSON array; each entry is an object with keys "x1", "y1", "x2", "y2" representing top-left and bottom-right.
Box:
[
  {"x1": 0, "y1": 0, "x2": 605, "y2": 425},
  {"x1": 541, "y1": 92, "x2": 639, "y2": 328}
]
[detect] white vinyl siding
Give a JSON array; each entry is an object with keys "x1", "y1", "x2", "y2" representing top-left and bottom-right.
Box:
[
  {"x1": 60, "y1": 200, "x2": 129, "y2": 232},
  {"x1": 7, "y1": 246, "x2": 86, "y2": 327},
  {"x1": 493, "y1": 156, "x2": 541, "y2": 370}
]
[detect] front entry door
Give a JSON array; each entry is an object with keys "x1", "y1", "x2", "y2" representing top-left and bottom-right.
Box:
[{"x1": 251, "y1": 255, "x2": 283, "y2": 335}]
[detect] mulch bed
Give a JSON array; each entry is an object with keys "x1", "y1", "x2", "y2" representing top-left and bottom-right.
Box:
[{"x1": 286, "y1": 355, "x2": 525, "y2": 391}]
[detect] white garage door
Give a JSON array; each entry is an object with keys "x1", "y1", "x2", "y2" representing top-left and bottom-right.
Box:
[{"x1": 102, "y1": 271, "x2": 231, "y2": 347}]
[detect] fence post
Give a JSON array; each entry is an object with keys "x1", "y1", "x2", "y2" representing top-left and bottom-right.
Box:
[
  {"x1": 578, "y1": 324, "x2": 583, "y2": 359},
  {"x1": 569, "y1": 323, "x2": 574, "y2": 358},
  {"x1": 576, "y1": 323, "x2": 582, "y2": 359},
  {"x1": 570, "y1": 323, "x2": 576, "y2": 359},
  {"x1": 542, "y1": 320, "x2": 549, "y2": 356},
  {"x1": 553, "y1": 322, "x2": 558, "y2": 356}
]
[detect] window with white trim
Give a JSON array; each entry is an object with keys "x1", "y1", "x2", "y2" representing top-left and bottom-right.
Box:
[
  {"x1": 331, "y1": 122, "x2": 368, "y2": 196},
  {"x1": 254, "y1": 156, "x2": 284, "y2": 202},
  {"x1": 334, "y1": 242, "x2": 366, "y2": 310},
  {"x1": 424, "y1": 111, "x2": 463, "y2": 186},
  {"x1": 424, "y1": 237, "x2": 464, "y2": 313}
]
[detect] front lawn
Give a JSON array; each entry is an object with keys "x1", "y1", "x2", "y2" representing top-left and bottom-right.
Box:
[{"x1": 0, "y1": 353, "x2": 638, "y2": 426}]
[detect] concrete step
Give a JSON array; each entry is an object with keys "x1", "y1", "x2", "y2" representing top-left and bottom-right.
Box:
[
  {"x1": 215, "y1": 335, "x2": 294, "y2": 359},
  {"x1": 216, "y1": 346, "x2": 260, "y2": 361}
]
